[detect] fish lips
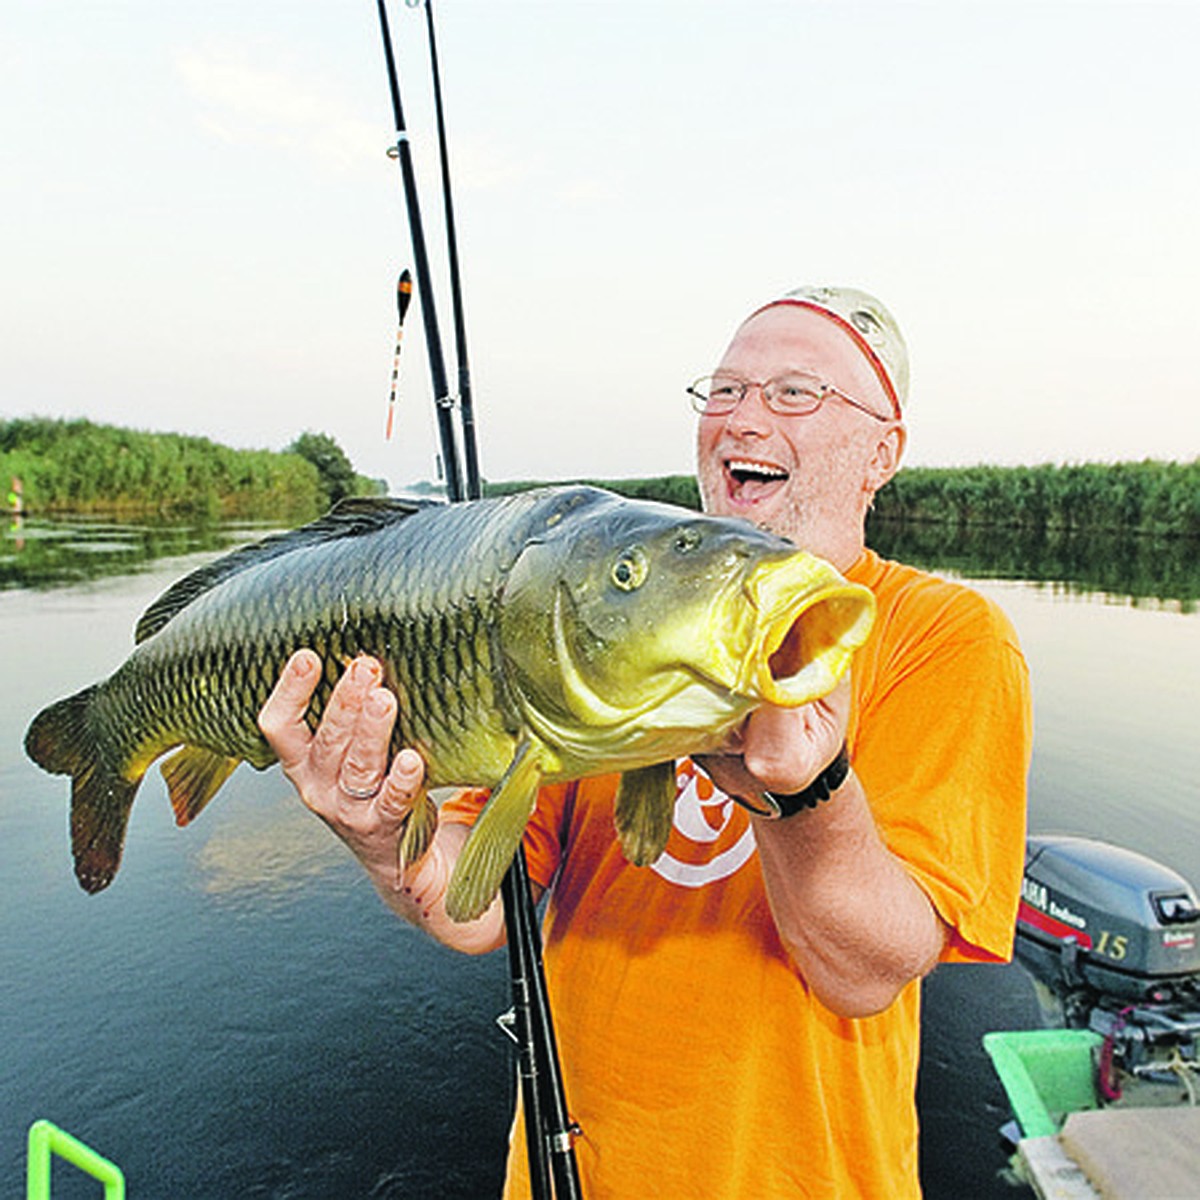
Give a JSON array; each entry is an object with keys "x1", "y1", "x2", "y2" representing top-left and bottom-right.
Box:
[{"x1": 735, "y1": 554, "x2": 876, "y2": 706}]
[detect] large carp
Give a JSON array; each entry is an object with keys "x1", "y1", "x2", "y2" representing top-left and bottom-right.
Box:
[{"x1": 26, "y1": 486, "x2": 875, "y2": 921}]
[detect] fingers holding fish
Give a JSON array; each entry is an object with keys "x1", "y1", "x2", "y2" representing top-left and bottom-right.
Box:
[
  {"x1": 259, "y1": 650, "x2": 435, "y2": 886},
  {"x1": 324, "y1": 705, "x2": 437, "y2": 887},
  {"x1": 695, "y1": 678, "x2": 851, "y2": 812},
  {"x1": 309, "y1": 655, "x2": 387, "y2": 788},
  {"x1": 257, "y1": 648, "x2": 324, "y2": 774},
  {"x1": 259, "y1": 652, "x2": 393, "y2": 821},
  {"x1": 738, "y1": 677, "x2": 850, "y2": 795},
  {"x1": 337, "y1": 679, "x2": 396, "y2": 802}
]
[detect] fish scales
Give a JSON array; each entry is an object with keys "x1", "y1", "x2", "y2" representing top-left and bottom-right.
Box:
[
  {"x1": 156, "y1": 495, "x2": 536, "y2": 769},
  {"x1": 26, "y1": 486, "x2": 878, "y2": 918}
]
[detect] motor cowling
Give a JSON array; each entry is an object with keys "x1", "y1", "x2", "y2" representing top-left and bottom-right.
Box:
[
  {"x1": 1016, "y1": 835, "x2": 1200, "y2": 1008},
  {"x1": 1013, "y1": 835, "x2": 1200, "y2": 1101}
]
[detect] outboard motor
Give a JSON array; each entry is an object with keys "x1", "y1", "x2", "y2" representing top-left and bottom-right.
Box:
[{"x1": 1015, "y1": 835, "x2": 1200, "y2": 1103}]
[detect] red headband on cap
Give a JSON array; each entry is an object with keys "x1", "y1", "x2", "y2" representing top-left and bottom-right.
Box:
[{"x1": 749, "y1": 299, "x2": 902, "y2": 419}]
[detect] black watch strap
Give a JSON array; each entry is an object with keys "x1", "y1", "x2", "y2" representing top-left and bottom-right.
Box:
[{"x1": 759, "y1": 743, "x2": 851, "y2": 819}]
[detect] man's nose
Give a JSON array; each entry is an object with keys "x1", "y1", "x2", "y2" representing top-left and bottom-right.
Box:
[{"x1": 726, "y1": 381, "x2": 773, "y2": 430}]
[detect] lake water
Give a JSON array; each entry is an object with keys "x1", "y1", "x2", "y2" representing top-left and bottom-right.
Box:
[{"x1": 2, "y1": 514, "x2": 1197, "y2": 1198}]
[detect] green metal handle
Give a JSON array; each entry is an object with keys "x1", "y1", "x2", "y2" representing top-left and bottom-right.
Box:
[{"x1": 26, "y1": 1120, "x2": 125, "y2": 1200}]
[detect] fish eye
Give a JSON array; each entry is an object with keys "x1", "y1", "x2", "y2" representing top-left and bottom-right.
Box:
[
  {"x1": 611, "y1": 547, "x2": 649, "y2": 591},
  {"x1": 674, "y1": 529, "x2": 702, "y2": 553}
]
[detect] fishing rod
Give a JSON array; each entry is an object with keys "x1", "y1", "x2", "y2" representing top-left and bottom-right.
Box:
[
  {"x1": 420, "y1": 0, "x2": 481, "y2": 500},
  {"x1": 376, "y1": 0, "x2": 463, "y2": 502},
  {"x1": 410, "y1": 3, "x2": 581, "y2": 1191},
  {"x1": 496, "y1": 836, "x2": 582, "y2": 1199},
  {"x1": 375, "y1": 4, "x2": 581, "y2": 1196}
]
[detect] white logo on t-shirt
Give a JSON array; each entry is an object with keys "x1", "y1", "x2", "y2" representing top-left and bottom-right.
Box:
[{"x1": 650, "y1": 761, "x2": 756, "y2": 888}]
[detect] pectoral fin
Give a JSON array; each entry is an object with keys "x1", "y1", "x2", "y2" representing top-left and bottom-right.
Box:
[
  {"x1": 398, "y1": 790, "x2": 438, "y2": 875},
  {"x1": 446, "y1": 738, "x2": 545, "y2": 923},
  {"x1": 160, "y1": 745, "x2": 241, "y2": 826},
  {"x1": 614, "y1": 761, "x2": 677, "y2": 867}
]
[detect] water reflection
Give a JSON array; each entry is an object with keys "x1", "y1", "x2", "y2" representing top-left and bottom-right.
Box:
[
  {"x1": 0, "y1": 515, "x2": 287, "y2": 592},
  {"x1": 869, "y1": 517, "x2": 1200, "y2": 609},
  {"x1": 4, "y1": 514, "x2": 1197, "y2": 1199},
  {"x1": 196, "y1": 790, "x2": 347, "y2": 902}
]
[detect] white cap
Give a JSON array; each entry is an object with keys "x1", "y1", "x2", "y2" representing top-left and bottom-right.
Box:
[{"x1": 751, "y1": 285, "x2": 908, "y2": 416}]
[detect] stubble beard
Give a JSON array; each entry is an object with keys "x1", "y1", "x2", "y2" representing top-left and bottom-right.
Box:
[{"x1": 697, "y1": 459, "x2": 812, "y2": 546}]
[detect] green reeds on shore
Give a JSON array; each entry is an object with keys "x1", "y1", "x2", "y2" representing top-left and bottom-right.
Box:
[
  {"x1": 489, "y1": 460, "x2": 1200, "y2": 541},
  {"x1": 1, "y1": 418, "x2": 381, "y2": 521},
  {"x1": 872, "y1": 460, "x2": 1200, "y2": 539},
  {"x1": 8, "y1": 416, "x2": 1195, "y2": 545}
]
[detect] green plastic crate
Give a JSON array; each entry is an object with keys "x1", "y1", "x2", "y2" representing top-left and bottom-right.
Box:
[{"x1": 982, "y1": 1029, "x2": 1103, "y2": 1139}]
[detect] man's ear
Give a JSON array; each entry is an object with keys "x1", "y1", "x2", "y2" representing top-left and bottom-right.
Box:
[{"x1": 866, "y1": 422, "x2": 906, "y2": 495}]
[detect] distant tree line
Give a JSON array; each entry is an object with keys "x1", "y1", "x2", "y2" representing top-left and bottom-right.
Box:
[
  {"x1": 10, "y1": 418, "x2": 1194, "y2": 541},
  {"x1": 484, "y1": 474, "x2": 702, "y2": 509},
  {"x1": 487, "y1": 461, "x2": 1199, "y2": 540},
  {"x1": 871, "y1": 460, "x2": 1200, "y2": 539},
  {"x1": 1, "y1": 418, "x2": 382, "y2": 519}
]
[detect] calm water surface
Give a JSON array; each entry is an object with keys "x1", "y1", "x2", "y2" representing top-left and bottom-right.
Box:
[{"x1": 2, "y1": 516, "x2": 1197, "y2": 1198}]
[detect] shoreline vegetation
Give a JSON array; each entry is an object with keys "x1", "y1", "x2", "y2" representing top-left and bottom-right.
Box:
[
  {"x1": 487, "y1": 460, "x2": 1200, "y2": 540},
  {"x1": 3, "y1": 419, "x2": 1196, "y2": 604},
  {"x1": 5, "y1": 416, "x2": 1197, "y2": 541},
  {"x1": 1, "y1": 418, "x2": 383, "y2": 522}
]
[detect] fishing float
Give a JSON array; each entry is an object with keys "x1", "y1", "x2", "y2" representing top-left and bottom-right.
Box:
[
  {"x1": 374, "y1": 3, "x2": 581, "y2": 1195},
  {"x1": 376, "y1": 0, "x2": 462, "y2": 502},
  {"x1": 384, "y1": 268, "x2": 413, "y2": 441}
]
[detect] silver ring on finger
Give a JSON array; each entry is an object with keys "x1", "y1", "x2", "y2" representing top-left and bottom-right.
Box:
[{"x1": 340, "y1": 776, "x2": 383, "y2": 800}]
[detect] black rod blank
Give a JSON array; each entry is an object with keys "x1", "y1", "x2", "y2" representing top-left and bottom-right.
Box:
[
  {"x1": 422, "y1": 0, "x2": 481, "y2": 501},
  {"x1": 376, "y1": 0, "x2": 463, "y2": 502},
  {"x1": 374, "y1": 3, "x2": 580, "y2": 1196}
]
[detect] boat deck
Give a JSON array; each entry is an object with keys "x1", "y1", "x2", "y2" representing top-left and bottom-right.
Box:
[{"x1": 1018, "y1": 1106, "x2": 1200, "y2": 1199}]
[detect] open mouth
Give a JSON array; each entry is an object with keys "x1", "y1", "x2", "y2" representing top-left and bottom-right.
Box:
[
  {"x1": 726, "y1": 458, "x2": 789, "y2": 503},
  {"x1": 739, "y1": 557, "x2": 876, "y2": 707},
  {"x1": 759, "y1": 591, "x2": 874, "y2": 705}
]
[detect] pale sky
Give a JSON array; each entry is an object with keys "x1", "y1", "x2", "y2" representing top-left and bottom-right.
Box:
[{"x1": 5, "y1": 1, "x2": 1199, "y2": 491}]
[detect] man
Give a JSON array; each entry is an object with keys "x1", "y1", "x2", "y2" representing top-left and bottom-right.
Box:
[{"x1": 259, "y1": 286, "x2": 1032, "y2": 1197}]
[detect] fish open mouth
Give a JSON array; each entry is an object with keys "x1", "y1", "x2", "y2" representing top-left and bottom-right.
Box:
[{"x1": 742, "y1": 556, "x2": 876, "y2": 707}]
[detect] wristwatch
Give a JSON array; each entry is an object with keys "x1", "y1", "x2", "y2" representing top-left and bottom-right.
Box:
[{"x1": 757, "y1": 742, "x2": 851, "y2": 819}]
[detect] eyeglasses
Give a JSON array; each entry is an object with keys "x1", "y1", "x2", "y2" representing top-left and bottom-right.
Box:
[{"x1": 686, "y1": 372, "x2": 892, "y2": 422}]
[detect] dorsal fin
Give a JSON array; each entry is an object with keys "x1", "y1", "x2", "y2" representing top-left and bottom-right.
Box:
[{"x1": 134, "y1": 496, "x2": 436, "y2": 643}]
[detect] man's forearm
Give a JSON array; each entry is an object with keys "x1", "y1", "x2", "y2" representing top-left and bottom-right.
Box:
[{"x1": 752, "y1": 770, "x2": 946, "y2": 1018}]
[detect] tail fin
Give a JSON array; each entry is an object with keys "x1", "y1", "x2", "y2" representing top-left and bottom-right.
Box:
[{"x1": 25, "y1": 687, "x2": 142, "y2": 894}]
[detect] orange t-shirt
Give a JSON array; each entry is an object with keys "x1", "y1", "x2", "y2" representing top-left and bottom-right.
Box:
[{"x1": 442, "y1": 549, "x2": 1032, "y2": 1198}]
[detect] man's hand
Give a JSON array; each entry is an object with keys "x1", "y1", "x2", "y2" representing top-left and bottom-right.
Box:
[
  {"x1": 259, "y1": 651, "x2": 506, "y2": 952},
  {"x1": 257, "y1": 651, "x2": 425, "y2": 870},
  {"x1": 696, "y1": 677, "x2": 850, "y2": 806},
  {"x1": 693, "y1": 674, "x2": 945, "y2": 1016}
]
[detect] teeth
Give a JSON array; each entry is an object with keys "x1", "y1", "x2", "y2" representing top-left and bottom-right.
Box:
[{"x1": 728, "y1": 459, "x2": 787, "y2": 481}]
